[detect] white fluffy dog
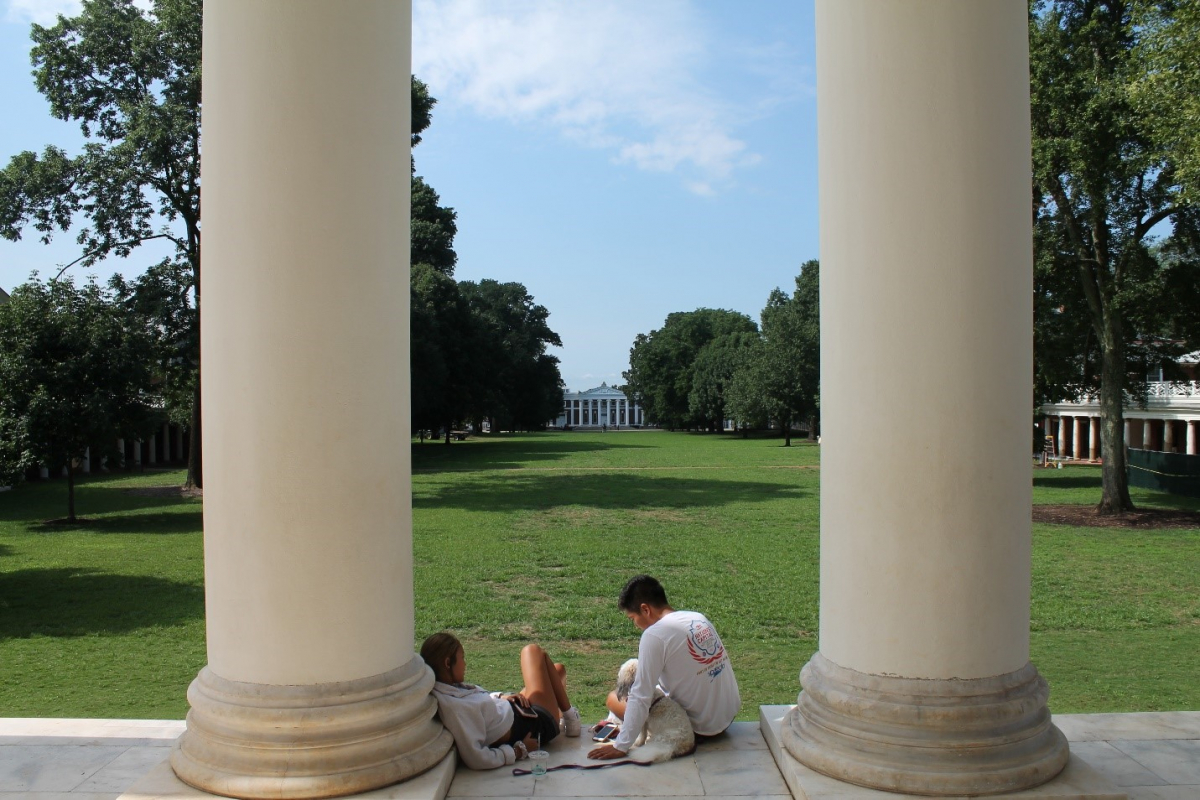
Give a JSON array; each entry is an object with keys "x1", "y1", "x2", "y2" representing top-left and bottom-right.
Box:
[{"x1": 611, "y1": 658, "x2": 695, "y2": 763}]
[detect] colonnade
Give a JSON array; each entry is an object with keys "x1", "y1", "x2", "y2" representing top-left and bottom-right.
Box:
[
  {"x1": 1043, "y1": 414, "x2": 1200, "y2": 460},
  {"x1": 562, "y1": 395, "x2": 642, "y2": 427},
  {"x1": 33, "y1": 424, "x2": 190, "y2": 479},
  {"x1": 172, "y1": 1, "x2": 1074, "y2": 797}
]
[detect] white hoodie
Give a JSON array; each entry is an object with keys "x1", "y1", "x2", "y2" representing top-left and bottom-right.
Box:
[{"x1": 431, "y1": 681, "x2": 518, "y2": 770}]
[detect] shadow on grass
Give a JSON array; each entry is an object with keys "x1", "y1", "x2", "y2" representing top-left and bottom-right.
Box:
[
  {"x1": 31, "y1": 510, "x2": 203, "y2": 536},
  {"x1": 0, "y1": 476, "x2": 199, "y2": 524},
  {"x1": 414, "y1": 472, "x2": 807, "y2": 512},
  {"x1": 1032, "y1": 475, "x2": 1102, "y2": 489},
  {"x1": 413, "y1": 435, "x2": 652, "y2": 473},
  {"x1": 0, "y1": 567, "x2": 203, "y2": 640}
]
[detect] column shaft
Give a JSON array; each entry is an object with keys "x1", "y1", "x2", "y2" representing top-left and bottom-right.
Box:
[
  {"x1": 1090, "y1": 417, "x2": 1100, "y2": 461},
  {"x1": 1073, "y1": 417, "x2": 1084, "y2": 460},
  {"x1": 1057, "y1": 416, "x2": 1067, "y2": 458},
  {"x1": 1164, "y1": 419, "x2": 1176, "y2": 453},
  {"x1": 1188, "y1": 420, "x2": 1197, "y2": 455},
  {"x1": 786, "y1": 1, "x2": 1066, "y2": 794},
  {"x1": 173, "y1": 2, "x2": 450, "y2": 796}
]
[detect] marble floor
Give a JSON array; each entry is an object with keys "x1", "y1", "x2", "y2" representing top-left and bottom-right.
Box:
[{"x1": 0, "y1": 710, "x2": 1196, "y2": 799}]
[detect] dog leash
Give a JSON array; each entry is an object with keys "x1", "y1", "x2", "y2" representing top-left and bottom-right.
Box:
[{"x1": 512, "y1": 759, "x2": 653, "y2": 776}]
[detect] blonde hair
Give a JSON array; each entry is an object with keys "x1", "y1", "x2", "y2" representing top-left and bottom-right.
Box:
[{"x1": 420, "y1": 631, "x2": 462, "y2": 682}]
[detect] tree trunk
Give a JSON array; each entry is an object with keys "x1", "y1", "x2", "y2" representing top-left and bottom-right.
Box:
[
  {"x1": 783, "y1": 415, "x2": 792, "y2": 447},
  {"x1": 184, "y1": 379, "x2": 203, "y2": 490},
  {"x1": 67, "y1": 458, "x2": 76, "y2": 522},
  {"x1": 1097, "y1": 333, "x2": 1134, "y2": 514},
  {"x1": 807, "y1": 414, "x2": 818, "y2": 441}
]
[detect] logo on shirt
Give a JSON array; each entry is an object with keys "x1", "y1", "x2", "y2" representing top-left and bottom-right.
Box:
[{"x1": 686, "y1": 619, "x2": 726, "y2": 667}]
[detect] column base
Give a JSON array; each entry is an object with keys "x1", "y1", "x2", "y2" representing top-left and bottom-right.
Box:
[
  {"x1": 781, "y1": 653, "x2": 1070, "y2": 796},
  {"x1": 170, "y1": 656, "x2": 453, "y2": 800}
]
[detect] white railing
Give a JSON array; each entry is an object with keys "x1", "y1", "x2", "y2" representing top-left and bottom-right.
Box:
[
  {"x1": 1063, "y1": 381, "x2": 1200, "y2": 405},
  {"x1": 1146, "y1": 381, "x2": 1200, "y2": 398}
]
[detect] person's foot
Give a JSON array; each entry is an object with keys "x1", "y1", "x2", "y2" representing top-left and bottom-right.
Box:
[{"x1": 562, "y1": 706, "x2": 581, "y2": 737}]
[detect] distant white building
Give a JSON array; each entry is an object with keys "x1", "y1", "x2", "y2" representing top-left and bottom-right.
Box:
[
  {"x1": 552, "y1": 382, "x2": 645, "y2": 428},
  {"x1": 1040, "y1": 353, "x2": 1200, "y2": 458}
]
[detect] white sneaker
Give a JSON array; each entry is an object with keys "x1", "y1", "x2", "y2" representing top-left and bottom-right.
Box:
[{"x1": 562, "y1": 706, "x2": 581, "y2": 737}]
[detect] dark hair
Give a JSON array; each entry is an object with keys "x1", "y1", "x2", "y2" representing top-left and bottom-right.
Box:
[
  {"x1": 420, "y1": 632, "x2": 462, "y2": 682},
  {"x1": 619, "y1": 575, "x2": 669, "y2": 612}
]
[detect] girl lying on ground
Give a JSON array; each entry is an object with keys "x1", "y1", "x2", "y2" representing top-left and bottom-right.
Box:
[{"x1": 420, "y1": 632, "x2": 582, "y2": 770}]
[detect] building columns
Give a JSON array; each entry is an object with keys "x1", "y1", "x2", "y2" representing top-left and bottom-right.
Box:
[
  {"x1": 170, "y1": 3, "x2": 451, "y2": 797},
  {"x1": 1057, "y1": 415, "x2": 1068, "y2": 458},
  {"x1": 1163, "y1": 419, "x2": 1176, "y2": 453},
  {"x1": 1189, "y1": 420, "x2": 1198, "y2": 456},
  {"x1": 1073, "y1": 416, "x2": 1085, "y2": 461},
  {"x1": 1089, "y1": 417, "x2": 1101, "y2": 461},
  {"x1": 783, "y1": 2, "x2": 1067, "y2": 795}
]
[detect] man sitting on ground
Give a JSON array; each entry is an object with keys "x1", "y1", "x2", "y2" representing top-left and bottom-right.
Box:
[{"x1": 588, "y1": 574, "x2": 741, "y2": 759}]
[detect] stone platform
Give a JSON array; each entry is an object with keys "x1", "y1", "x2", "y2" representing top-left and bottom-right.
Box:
[{"x1": 0, "y1": 711, "x2": 1195, "y2": 800}]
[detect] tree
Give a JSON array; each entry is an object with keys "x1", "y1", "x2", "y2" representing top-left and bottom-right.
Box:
[
  {"x1": 1131, "y1": 1, "x2": 1200, "y2": 203},
  {"x1": 410, "y1": 262, "x2": 483, "y2": 440},
  {"x1": 0, "y1": 0, "x2": 203, "y2": 487},
  {"x1": 1031, "y1": 0, "x2": 1200, "y2": 513},
  {"x1": 688, "y1": 330, "x2": 761, "y2": 432},
  {"x1": 723, "y1": 338, "x2": 769, "y2": 436},
  {"x1": 726, "y1": 261, "x2": 821, "y2": 446},
  {"x1": 459, "y1": 279, "x2": 564, "y2": 432},
  {"x1": 0, "y1": 276, "x2": 155, "y2": 521},
  {"x1": 624, "y1": 309, "x2": 757, "y2": 430}
]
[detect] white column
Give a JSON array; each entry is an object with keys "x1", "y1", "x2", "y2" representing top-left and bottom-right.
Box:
[
  {"x1": 81, "y1": 448, "x2": 91, "y2": 474},
  {"x1": 1164, "y1": 419, "x2": 1176, "y2": 453},
  {"x1": 1057, "y1": 415, "x2": 1068, "y2": 458},
  {"x1": 39, "y1": 465, "x2": 49, "y2": 479},
  {"x1": 1073, "y1": 416, "x2": 1085, "y2": 460},
  {"x1": 147, "y1": 434, "x2": 157, "y2": 465},
  {"x1": 172, "y1": 3, "x2": 450, "y2": 796},
  {"x1": 116, "y1": 439, "x2": 125, "y2": 468},
  {"x1": 1090, "y1": 417, "x2": 1101, "y2": 461},
  {"x1": 1188, "y1": 420, "x2": 1197, "y2": 455},
  {"x1": 133, "y1": 440, "x2": 142, "y2": 466},
  {"x1": 783, "y1": 2, "x2": 1066, "y2": 795},
  {"x1": 1124, "y1": 420, "x2": 1130, "y2": 449}
]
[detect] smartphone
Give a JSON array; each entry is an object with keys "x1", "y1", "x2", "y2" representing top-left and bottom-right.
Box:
[{"x1": 592, "y1": 723, "x2": 619, "y2": 742}]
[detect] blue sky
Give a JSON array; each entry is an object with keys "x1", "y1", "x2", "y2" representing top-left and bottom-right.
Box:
[{"x1": 0, "y1": 0, "x2": 819, "y2": 390}]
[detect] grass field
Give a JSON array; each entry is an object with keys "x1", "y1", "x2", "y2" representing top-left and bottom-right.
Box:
[{"x1": 0, "y1": 431, "x2": 1196, "y2": 722}]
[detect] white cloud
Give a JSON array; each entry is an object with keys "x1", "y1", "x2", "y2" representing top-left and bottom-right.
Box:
[
  {"x1": 5, "y1": 0, "x2": 151, "y2": 25},
  {"x1": 5, "y1": 0, "x2": 80, "y2": 26},
  {"x1": 414, "y1": 0, "x2": 783, "y2": 194}
]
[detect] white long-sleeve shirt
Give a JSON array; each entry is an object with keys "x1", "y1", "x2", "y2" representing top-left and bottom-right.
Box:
[
  {"x1": 613, "y1": 610, "x2": 740, "y2": 752},
  {"x1": 431, "y1": 681, "x2": 518, "y2": 770}
]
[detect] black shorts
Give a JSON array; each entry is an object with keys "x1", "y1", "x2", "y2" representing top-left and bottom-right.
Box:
[{"x1": 505, "y1": 699, "x2": 559, "y2": 747}]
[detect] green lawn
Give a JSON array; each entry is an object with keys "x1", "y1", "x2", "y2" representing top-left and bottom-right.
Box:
[{"x1": 0, "y1": 432, "x2": 1196, "y2": 721}]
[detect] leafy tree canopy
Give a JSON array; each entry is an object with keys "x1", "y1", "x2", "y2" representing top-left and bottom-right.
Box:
[
  {"x1": 0, "y1": 276, "x2": 155, "y2": 520},
  {"x1": 0, "y1": 0, "x2": 204, "y2": 486},
  {"x1": 624, "y1": 308, "x2": 757, "y2": 430},
  {"x1": 1031, "y1": 0, "x2": 1200, "y2": 512}
]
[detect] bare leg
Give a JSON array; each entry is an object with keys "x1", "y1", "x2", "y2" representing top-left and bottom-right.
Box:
[
  {"x1": 519, "y1": 644, "x2": 571, "y2": 715},
  {"x1": 606, "y1": 690, "x2": 626, "y2": 719}
]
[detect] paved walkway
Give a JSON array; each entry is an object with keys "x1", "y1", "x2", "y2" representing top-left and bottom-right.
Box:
[{"x1": 0, "y1": 710, "x2": 1196, "y2": 799}]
